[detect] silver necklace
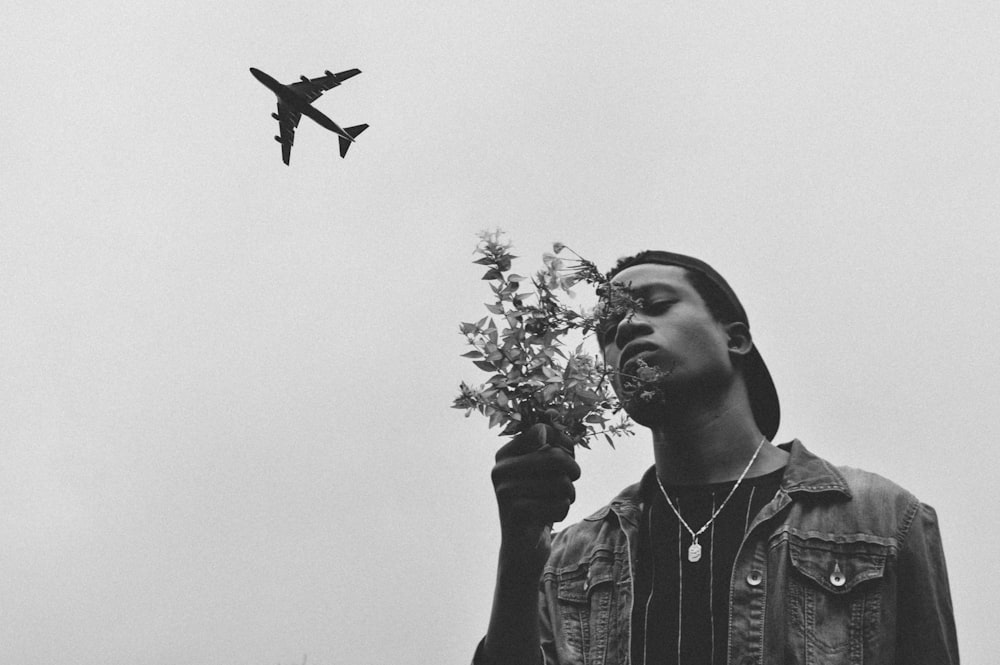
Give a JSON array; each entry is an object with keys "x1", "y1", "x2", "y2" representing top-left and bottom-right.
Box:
[{"x1": 655, "y1": 436, "x2": 767, "y2": 563}]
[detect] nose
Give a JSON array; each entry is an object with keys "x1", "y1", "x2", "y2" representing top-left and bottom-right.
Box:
[{"x1": 613, "y1": 313, "x2": 652, "y2": 350}]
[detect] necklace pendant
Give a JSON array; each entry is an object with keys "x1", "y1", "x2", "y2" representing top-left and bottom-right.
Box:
[{"x1": 688, "y1": 540, "x2": 702, "y2": 562}]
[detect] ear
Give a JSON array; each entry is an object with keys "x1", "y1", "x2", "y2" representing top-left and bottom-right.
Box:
[{"x1": 724, "y1": 322, "x2": 753, "y2": 357}]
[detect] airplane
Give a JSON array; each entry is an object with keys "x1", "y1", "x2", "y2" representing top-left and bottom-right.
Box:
[{"x1": 250, "y1": 67, "x2": 368, "y2": 164}]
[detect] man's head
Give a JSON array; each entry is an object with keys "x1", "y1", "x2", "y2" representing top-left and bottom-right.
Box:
[{"x1": 598, "y1": 251, "x2": 780, "y2": 438}]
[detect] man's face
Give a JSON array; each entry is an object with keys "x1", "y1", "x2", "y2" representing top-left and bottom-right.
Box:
[{"x1": 598, "y1": 264, "x2": 735, "y2": 423}]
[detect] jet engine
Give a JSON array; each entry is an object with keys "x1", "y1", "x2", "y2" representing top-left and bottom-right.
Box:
[
  {"x1": 325, "y1": 70, "x2": 334, "y2": 77},
  {"x1": 271, "y1": 112, "x2": 280, "y2": 120},
  {"x1": 300, "y1": 75, "x2": 310, "y2": 83}
]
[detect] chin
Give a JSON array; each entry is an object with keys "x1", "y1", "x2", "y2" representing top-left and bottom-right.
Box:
[
  {"x1": 614, "y1": 361, "x2": 678, "y2": 424},
  {"x1": 619, "y1": 391, "x2": 670, "y2": 428}
]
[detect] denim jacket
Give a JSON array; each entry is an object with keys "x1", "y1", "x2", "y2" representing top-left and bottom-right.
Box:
[{"x1": 475, "y1": 440, "x2": 958, "y2": 665}]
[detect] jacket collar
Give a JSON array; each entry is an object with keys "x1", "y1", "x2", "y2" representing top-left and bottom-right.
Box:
[
  {"x1": 586, "y1": 439, "x2": 851, "y2": 525},
  {"x1": 776, "y1": 439, "x2": 851, "y2": 498}
]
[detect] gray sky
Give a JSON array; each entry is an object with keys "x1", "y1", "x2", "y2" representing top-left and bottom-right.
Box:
[{"x1": 3, "y1": 2, "x2": 997, "y2": 663}]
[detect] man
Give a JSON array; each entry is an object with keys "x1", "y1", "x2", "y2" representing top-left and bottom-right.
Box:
[{"x1": 475, "y1": 251, "x2": 958, "y2": 665}]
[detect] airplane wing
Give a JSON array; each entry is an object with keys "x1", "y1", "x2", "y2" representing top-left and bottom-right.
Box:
[
  {"x1": 289, "y1": 68, "x2": 362, "y2": 104},
  {"x1": 275, "y1": 102, "x2": 302, "y2": 165}
]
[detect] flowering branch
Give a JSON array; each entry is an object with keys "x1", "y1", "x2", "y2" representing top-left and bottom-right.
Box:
[{"x1": 453, "y1": 230, "x2": 649, "y2": 449}]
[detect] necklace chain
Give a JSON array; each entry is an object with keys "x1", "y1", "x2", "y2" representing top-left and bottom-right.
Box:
[{"x1": 654, "y1": 436, "x2": 767, "y2": 562}]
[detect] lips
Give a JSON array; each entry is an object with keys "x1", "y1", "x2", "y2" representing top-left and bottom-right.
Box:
[{"x1": 618, "y1": 341, "x2": 660, "y2": 370}]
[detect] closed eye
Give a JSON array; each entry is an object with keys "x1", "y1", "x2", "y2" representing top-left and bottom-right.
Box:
[
  {"x1": 641, "y1": 299, "x2": 676, "y2": 315},
  {"x1": 595, "y1": 299, "x2": 674, "y2": 346}
]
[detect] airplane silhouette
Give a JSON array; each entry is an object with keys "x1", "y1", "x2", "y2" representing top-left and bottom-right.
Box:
[{"x1": 250, "y1": 67, "x2": 368, "y2": 164}]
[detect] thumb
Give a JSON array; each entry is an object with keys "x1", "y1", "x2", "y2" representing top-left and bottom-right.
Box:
[{"x1": 496, "y1": 423, "x2": 552, "y2": 460}]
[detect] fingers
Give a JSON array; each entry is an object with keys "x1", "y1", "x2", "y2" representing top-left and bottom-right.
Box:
[
  {"x1": 495, "y1": 423, "x2": 551, "y2": 459},
  {"x1": 493, "y1": 434, "x2": 581, "y2": 484},
  {"x1": 495, "y1": 475, "x2": 576, "y2": 506},
  {"x1": 495, "y1": 476, "x2": 575, "y2": 525},
  {"x1": 492, "y1": 424, "x2": 581, "y2": 527},
  {"x1": 495, "y1": 424, "x2": 578, "y2": 471},
  {"x1": 495, "y1": 423, "x2": 574, "y2": 458}
]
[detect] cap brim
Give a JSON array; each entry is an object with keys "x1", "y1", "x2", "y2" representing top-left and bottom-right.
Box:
[{"x1": 745, "y1": 343, "x2": 780, "y2": 440}]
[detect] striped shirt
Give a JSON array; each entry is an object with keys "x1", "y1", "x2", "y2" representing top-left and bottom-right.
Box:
[{"x1": 630, "y1": 466, "x2": 785, "y2": 665}]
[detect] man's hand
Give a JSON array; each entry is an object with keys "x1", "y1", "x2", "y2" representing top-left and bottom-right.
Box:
[
  {"x1": 491, "y1": 423, "x2": 581, "y2": 577},
  {"x1": 482, "y1": 424, "x2": 581, "y2": 665}
]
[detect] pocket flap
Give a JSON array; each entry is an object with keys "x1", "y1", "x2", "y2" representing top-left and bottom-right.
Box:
[
  {"x1": 556, "y1": 556, "x2": 615, "y2": 603},
  {"x1": 788, "y1": 537, "x2": 889, "y2": 594}
]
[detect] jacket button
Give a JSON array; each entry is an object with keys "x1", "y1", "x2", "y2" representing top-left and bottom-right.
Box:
[
  {"x1": 830, "y1": 562, "x2": 846, "y2": 587},
  {"x1": 746, "y1": 570, "x2": 762, "y2": 586}
]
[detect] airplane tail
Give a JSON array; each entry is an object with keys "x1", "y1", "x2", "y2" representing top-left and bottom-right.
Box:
[{"x1": 338, "y1": 124, "x2": 369, "y2": 158}]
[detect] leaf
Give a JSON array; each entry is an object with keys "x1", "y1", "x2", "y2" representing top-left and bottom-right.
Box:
[
  {"x1": 485, "y1": 302, "x2": 505, "y2": 315},
  {"x1": 473, "y1": 360, "x2": 496, "y2": 372},
  {"x1": 460, "y1": 350, "x2": 483, "y2": 359},
  {"x1": 482, "y1": 268, "x2": 503, "y2": 281}
]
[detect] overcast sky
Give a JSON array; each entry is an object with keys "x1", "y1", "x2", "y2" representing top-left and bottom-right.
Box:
[{"x1": 3, "y1": 2, "x2": 998, "y2": 663}]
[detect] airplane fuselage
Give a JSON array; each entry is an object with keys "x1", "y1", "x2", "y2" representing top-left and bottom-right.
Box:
[
  {"x1": 249, "y1": 67, "x2": 286, "y2": 96},
  {"x1": 250, "y1": 67, "x2": 350, "y2": 141}
]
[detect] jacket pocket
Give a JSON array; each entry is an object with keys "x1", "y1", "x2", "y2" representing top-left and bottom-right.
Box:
[
  {"x1": 785, "y1": 534, "x2": 890, "y2": 660},
  {"x1": 552, "y1": 554, "x2": 617, "y2": 662}
]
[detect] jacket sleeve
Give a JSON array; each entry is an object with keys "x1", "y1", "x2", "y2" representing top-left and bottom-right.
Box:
[
  {"x1": 470, "y1": 637, "x2": 547, "y2": 665},
  {"x1": 470, "y1": 584, "x2": 550, "y2": 665},
  {"x1": 895, "y1": 502, "x2": 959, "y2": 664}
]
